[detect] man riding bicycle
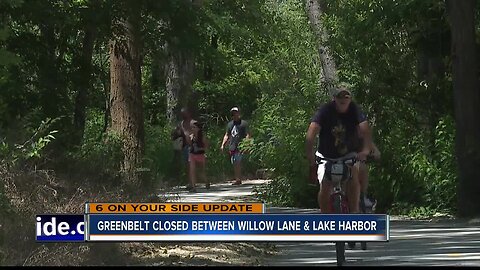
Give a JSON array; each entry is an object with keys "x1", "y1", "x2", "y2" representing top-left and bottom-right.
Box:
[{"x1": 305, "y1": 83, "x2": 373, "y2": 214}]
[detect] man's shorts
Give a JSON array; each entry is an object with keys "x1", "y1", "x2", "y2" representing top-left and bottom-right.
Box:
[
  {"x1": 229, "y1": 150, "x2": 243, "y2": 164},
  {"x1": 316, "y1": 152, "x2": 327, "y2": 184},
  {"x1": 316, "y1": 152, "x2": 358, "y2": 184}
]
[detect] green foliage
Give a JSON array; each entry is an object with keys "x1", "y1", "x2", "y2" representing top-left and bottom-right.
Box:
[
  {"x1": 0, "y1": 116, "x2": 56, "y2": 261},
  {"x1": 67, "y1": 110, "x2": 123, "y2": 181},
  {"x1": 75, "y1": 131, "x2": 124, "y2": 179},
  {"x1": 0, "y1": 0, "x2": 464, "y2": 219},
  {"x1": 249, "y1": 95, "x2": 319, "y2": 208},
  {"x1": 245, "y1": 0, "x2": 457, "y2": 214},
  {"x1": 81, "y1": 113, "x2": 123, "y2": 175},
  {"x1": 0, "y1": 118, "x2": 59, "y2": 167},
  {"x1": 0, "y1": 31, "x2": 20, "y2": 67},
  {"x1": 143, "y1": 123, "x2": 179, "y2": 185},
  {"x1": 0, "y1": 0, "x2": 22, "y2": 119},
  {"x1": 0, "y1": 180, "x2": 6, "y2": 264},
  {"x1": 317, "y1": 0, "x2": 457, "y2": 215},
  {"x1": 202, "y1": 125, "x2": 235, "y2": 181},
  {"x1": 254, "y1": 176, "x2": 296, "y2": 207},
  {"x1": 368, "y1": 113, "x2": 456, "y2": 215},
  {"x1": 389, "y1": 203, "x2": 437, "y2": 218},
  {"x1": 241, "y1": 0, "x2": 322, "y2": 208}
]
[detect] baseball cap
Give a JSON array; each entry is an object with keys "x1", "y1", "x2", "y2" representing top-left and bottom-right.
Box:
[
  {"x1": 230, "y1": 107, "x2": 240, "y2": 112},
  {"x1": 332, "y1": 83, "x2": 352, "y2": 97}
]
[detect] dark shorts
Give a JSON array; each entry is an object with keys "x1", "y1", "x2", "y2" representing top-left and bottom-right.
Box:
[
  {"x1": 229, "y1": 150, "x2": 243, "y2": 164},
  {"x1": 182, "y1": 146, "x2": 190, "y2": 163}
]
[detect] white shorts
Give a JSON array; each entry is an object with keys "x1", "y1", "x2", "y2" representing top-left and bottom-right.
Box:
[
  {"x1": 316, "y1": 151, "x2": 358, "y2": 184},
  {"x1": 316, "y1": 152, "x2": 327, "y2": 184}
]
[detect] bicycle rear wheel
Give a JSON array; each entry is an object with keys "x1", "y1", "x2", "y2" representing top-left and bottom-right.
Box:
[{"x1": 333, "y1": 195, "x2": 345, "y2": 266}]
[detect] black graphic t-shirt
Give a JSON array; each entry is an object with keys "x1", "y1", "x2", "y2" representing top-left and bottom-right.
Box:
[
  {"x1": 226, "y1": 119, "x2": 249, "y2": 151},
  {"x1": 311, "y1": 101, "x2": 367, "y2": 158}
]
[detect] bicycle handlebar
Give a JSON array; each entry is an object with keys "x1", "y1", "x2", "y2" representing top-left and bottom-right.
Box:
[{"x1": 314, "y1": 152, "x2": 378, "y2": 165}]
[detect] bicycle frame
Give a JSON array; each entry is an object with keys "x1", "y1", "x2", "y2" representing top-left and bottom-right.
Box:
[
  {"x1": 329, "y1": 181, "x2": 349, "y2": 214},
  {"x1": 314, "y1": 152, "x2": 377, "y2": 265},
  {"x1": 315, "y1": 152, "x2": 356, "y2": 266}
]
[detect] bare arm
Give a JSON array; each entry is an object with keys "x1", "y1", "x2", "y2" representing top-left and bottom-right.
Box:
[
  {"x1": 358, "y1": 121, "x2": 372, "y2": 156},
  {"x1": 305, "y1": 122, "x2": 321, "y2": 166},
  {"x1": 220, "y1": 132, "x2": 229, "y2": 150},
  {"x1": 371, "y1": 141, "x2": 381, "y2": 159}
]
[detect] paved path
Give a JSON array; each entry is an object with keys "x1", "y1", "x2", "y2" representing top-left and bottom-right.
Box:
[
  {"x1": 165, "y1": 179, "x2": 480, "y2": 266},
  {"x1": 165, "y1": 179, "x2": 267, "y2": 203}
]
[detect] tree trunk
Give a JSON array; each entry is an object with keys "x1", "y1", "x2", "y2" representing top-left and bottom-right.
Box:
[
  {"x1": 165, "y1": 43, "x2": 195, "y2": 125},
  {"x1": 72, "y1": 25, "x2": 96, "y2": 146},
  {"x1": 101, "y1": 69, "x2": 110, "y2": 134},
  {"x1": 203, "y1": 34, "x2": 218, "y2": 81},
  {"x1": 447, "y1": 0, "x2": 480, "y2": 217},
  {"x1": 165, "y1": 0, "x2": 200, "y2": 124},
  {"x1": 165, "y1": 41, "x2": 184, "y2": 125},
  {"x1": 38, "y1": 24, "x2": 61, "y2": 118},
  {"x1": 183, "y1": 50, "x2": 196, "y2": 117},
  {"x1": 109, "y1": 2, "x2": 144, "y2": 183},
  {"x1": 305, "y1": 0, "x2": 338, "y2": 96}
]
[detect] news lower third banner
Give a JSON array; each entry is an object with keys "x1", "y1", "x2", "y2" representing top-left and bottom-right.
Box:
[
  {"x1": 85, "y1": 214, "x2": 389, "y2": 242},
  {"x1": 85, "y1": 202, "x2": 265, "y2": 214},
  {"x1": 36, "y1": 203, "x2": 389, "y2": 242}
]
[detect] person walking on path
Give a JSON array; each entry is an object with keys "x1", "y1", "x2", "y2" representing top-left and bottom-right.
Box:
[
  {"x1": 185, "y1": 121, "x2": 209, "y2": 192},
  {"x1": 220, "y1": 107, "x2": 251, "y2": 185}
]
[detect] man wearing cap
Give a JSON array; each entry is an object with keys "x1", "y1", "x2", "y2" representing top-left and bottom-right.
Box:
[
  {"x1": 221, "y1": 107, "x2": 251, "y2": 185},
  {"x1": 305, "y1": 83, "x2": 374, "y2": 214}
]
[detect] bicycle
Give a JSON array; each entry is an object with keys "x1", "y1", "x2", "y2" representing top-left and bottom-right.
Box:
[{"x1": 315, "y1": 151, "x2": 366, "y2": 266}]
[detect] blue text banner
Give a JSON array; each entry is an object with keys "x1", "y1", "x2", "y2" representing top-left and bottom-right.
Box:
[{"x1": 86, "y1": 214, "x2": 389, "y2": 242}]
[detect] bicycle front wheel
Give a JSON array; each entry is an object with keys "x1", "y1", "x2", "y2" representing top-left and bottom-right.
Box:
[
  {"x1": 359, "y1": 193, "x2": 368, "y2": 250},
  {"x1": 333, "y1": 195, "x2": 345, "y2": 266},
  {"x1": 336, "y1": 242, "x2": 345, "y2": 266}
]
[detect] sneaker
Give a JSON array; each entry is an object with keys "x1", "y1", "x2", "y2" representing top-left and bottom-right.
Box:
[
  {"x1": 232, "y1": 180, "x2": 242, "y2": 185},
  {"x1": 371, "y1": 199, "x2": 377, "y2": 212},
  {"x1": 363, "y1": 197, "x2": 373, "y2": 208},
  {"x1": 364, "y1": 198, "x2": 377, "y2": 213}
]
